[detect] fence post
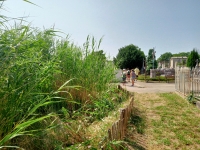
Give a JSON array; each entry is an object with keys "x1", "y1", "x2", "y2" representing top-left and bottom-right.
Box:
[
  {"x1": 102, "y1": 95, "x2": 134, "y2": 149},
  {"x1": 192, "y1": 68, "x2": 193, "y2": 94},
  {"x1": 108, "y1": 129, "x2": 112, "y2": 141},
  {"x1": 184, "y1": 70, "x2": 185, "y2": 95}
]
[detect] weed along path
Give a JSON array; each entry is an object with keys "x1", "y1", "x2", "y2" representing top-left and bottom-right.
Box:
[{"x1": 121, "y1": 81, "x2": 200, "y2": 150}]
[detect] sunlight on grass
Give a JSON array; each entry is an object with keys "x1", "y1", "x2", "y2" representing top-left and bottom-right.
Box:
[
  {"x1": 132, "y1": 92, "x2": 200, "y2": 150},
  {"x1": 85, "y1": 91, "x2": 130, "y2": 148}
]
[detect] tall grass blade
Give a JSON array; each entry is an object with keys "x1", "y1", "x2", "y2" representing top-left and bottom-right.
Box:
[
  {"x1": 0, "y1": 114, "x2": 53, "y2": 146},
  {"x1": 23, "y1": 0, "x2": 40, "y2": 7}
]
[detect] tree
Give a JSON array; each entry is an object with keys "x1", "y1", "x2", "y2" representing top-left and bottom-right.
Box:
[
  {"x1": 147, "y1": 48, "x2": 157, "y2": 70},
  {"x1": 173, "y1": 52, "x2": 190, "y2": 57},
  {"x1": 187, "y1": 49, "x2": 199, "y2": 68},
  {"x1": 157, "y1": 52, "x2": 173, "y2": 62},
  {"x1": 92, "y1": 50, "x2": 106, "y2": 61},
  {"x1": 157, "y1": 52, "x2": 172, "y2": 68},
  {"x1": 114, "y1": 44, "x2": 145, "y2": 69},
  {"x1": 90, "y1": 50, "x2": 106, "y2": 68}
]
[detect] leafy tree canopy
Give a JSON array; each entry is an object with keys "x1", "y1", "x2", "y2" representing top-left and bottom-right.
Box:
[
  {"x1": 113, "y1": 44, "x2": 145, "y2": 69},
  {"x1": 157, "y1": 52, "x2": 173, "y2": 62},
  {"x1": 187, "y1": 49, "x2": 199, "y2": 68},
  {"x1": 157, "y1": 52, "x2": 189, "y2": 62},
  {"x1": 173, "y1": 52, "x2": 190, "y2": 57},
  {"x1": 92, "y1": 50, "x2": 106, "y2": 61},
  {"x1": 146, "y1": 48, "x2": 157, "y2": 70}
]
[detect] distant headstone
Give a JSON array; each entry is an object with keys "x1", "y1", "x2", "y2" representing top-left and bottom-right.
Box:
[{"x1": 150, "y1": 69, "x2": 156, "y2": 78}]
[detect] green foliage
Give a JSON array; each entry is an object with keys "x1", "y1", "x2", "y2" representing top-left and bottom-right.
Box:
[
  {"x1": 157, "y1": 51, "x2": 189, "y2": 68},
  {"x1": 93, "y1": 98, "x2": 115, "y2": 120},
  {"x1": 187, "y1": 93, "x2": 194, "y2": 103},
  {"x1": 104, "y1": 140, "x2": 125, "y2": 150},
  {"x1": 187, "y1": 92, "x2": 197, "y2": 104},
  {"x1": 138, "y1": 74, "x2": 170, "y2": 82},
  {"x1": 0, "y1": 22, "x2": 117, "y2": 149},
  {"x1": 0, "y1": 2, "x2": 124, "y2": 149},
  {"x1": 92, "y1": 50, "x2": 106, "y2": 61},
  {"x1": 130, "y1": 114, "x2": 145, "y2": 134},
  {"x1": 157, "y1": 52, "x2": 172, "y2": 62},
  {"x1": 84, "y1": 87, "x2": 127, "y2": 123},
  {"x1": 186, "y1": 49, "x2": 199, "y2": 68},
  {"x1": 172, "y1": 52, "x2": 190, "y2": 57},
  {"x1": 114, "y1": 44, "x2": 145, "y2": 69},
  {"x1": 147, "y1": 48, "x2": 157, "y2": 70}
]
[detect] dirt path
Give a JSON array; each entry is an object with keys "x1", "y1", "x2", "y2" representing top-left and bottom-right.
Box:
[
  {"x1": 120, "y1": 80, "x2": 175, "y2": 93},
  {"x1": 119, "y1": 81, "x2": 176, "y2": 149}
]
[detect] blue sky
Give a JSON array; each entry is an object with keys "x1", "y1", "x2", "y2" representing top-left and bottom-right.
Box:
[{"x1": 2, "y1": 0, "x2": 200, "y2": 59}]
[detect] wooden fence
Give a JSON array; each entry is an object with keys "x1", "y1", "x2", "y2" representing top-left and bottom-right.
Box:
[
  {"x1": 175, "y1": 67, "x2": 200, "y2": 98},
  {"x1": 101, "y1": 85, "x2": 134, "y2": 150}
]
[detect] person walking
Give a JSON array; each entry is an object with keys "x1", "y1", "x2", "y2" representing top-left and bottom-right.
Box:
[
  {"x1": 126, "y1": 68, "x2": 130, "y2": 82},
  {"x1": 131, "y1": 69, "x2": 136, "y2": 86}
]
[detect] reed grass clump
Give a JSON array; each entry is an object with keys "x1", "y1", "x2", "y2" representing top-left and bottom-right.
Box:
[{"x1": 0, "y1": 20, "x2": 120, "y2": 149}]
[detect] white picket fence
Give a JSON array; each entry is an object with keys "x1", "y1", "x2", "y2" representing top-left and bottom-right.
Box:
[{"x1": 175, "y1": 67, "x2": 200, "y2": 98}]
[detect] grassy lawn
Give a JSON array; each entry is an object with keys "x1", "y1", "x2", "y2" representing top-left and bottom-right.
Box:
[{"x1": 126, "y1": 92, "x2": 200, "y2": 150}]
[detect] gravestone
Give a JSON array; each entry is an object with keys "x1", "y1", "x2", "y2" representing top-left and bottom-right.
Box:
[{"x1": 150, "y1": 69, "x2": 156, "y2": 78}]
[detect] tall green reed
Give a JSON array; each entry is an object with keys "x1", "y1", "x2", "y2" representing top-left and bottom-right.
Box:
[
  {"x1": 0, "y1": 24, "x2": 75, "y2": 147},
  {"x1": 55, "y1": 35, "x2": 116, "y2": 106},
  {"x1": 0, "y1": 1, "x2": 119, "y2": 149},
  {"x1": 0, "y1": 20, "x2": 116, "y2": 149}
]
